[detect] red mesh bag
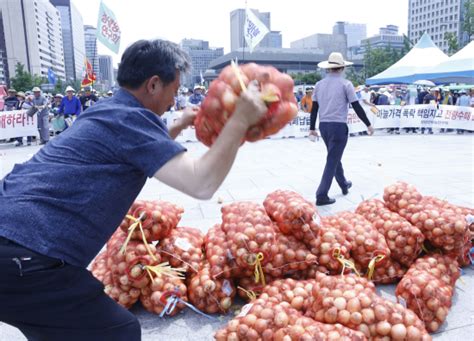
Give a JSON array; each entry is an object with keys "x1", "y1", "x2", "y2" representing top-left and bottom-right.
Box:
[
  {"x1": 311, "y1": 221, "x2": 353, "y2": 275},
  {"x1": 263, "y1": 190, "x2": 321, "y2": 240},
  {"x1": 309, "y1": 273, "x2": 430, "y2": 340},
  {"x1": 356, "y1": 199, "x2": 424, "y2": 266},
  {"x1": 324, "y1": 213, "x2": 390, "y2": 274},
  {"x1": 383, "y1": 182, "x2": 423, "y2": 220},
  {"x1": 187, "y1": 263, "x2": 236, "y2": 314},
  {"x1": 264, "y1": 229, "x2": 318, "y2": 278},
  {"x1": 194, "y1": 63, "x2": 298, "y2": 147},
  {"x1": 140, "y1": 274, "x2": 188, "y2": 317},
  {"x1": 103, "y1": 272, "x2": 141, "y2": 309},
  {"x1": 214, "y1": 296, "x2": 302, "y2": 341},
  {"x1": 221, "y1": 202, "x2": 276, "y2": 281},
  {"x1": 396, "y1": 269, "x2": 454, "y2": 332},
  {"x1": 408, "y1": 254, "x2": 460, "y2": 287},
  {"x1": 274, "y1": 316, "x2": 367, "y2": 341},
  {"x1": 119, "y1": 200, "x2": 183, "y2": 242},
  {"x1": 159, "y1": 226, "x2": 204, "y2": 275},
  {"x1": 261, "y1": 278, "x2": 318, "y2": 313},
  {"x1": 236, "y1": 276, "x2": 275, "y2": 302},
  {"x1": 204, "y1": 224, "x2": 236, "y2": 279},
  {"x1": 90, "y1": 251, "x2": 109, "y2": 283},
  {"x1": 371, "y1": 257, "x2": 407, "y2": 284}
]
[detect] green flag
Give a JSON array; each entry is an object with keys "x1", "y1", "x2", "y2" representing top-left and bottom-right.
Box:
[{"x1": 96, "y1": 1, "x2": 121, "y2": 54}]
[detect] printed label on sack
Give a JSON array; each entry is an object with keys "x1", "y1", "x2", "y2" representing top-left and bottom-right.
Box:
[
  {"x1": 466, "y1": 214, "x2": 474, "y2": 226},
  {"x1": 313, "y1": 213, "x2": 321, "y2": 225},
  {"x1": 380, "y1": 290, "x2": 397, "y2": 303},
  {"x1": 175, "y1": 238, "x2": 192, "y2": 252},
  {"x1": 397, "y1": 296, "x2": 407, "y2": 308},
  {"x1": 221, "y1": 280, "x2": 233, "y2": 296},
  {"x1": 237, "y1": 303, "x2": 254, "y2": 318}
]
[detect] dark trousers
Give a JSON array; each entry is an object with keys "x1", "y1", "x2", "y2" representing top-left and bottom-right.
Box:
[
  {"x1": 0, "y1": 237, "x2": 141, "y2": 341},
  {"x1": 316, "y1": 122, "x2": 349, "y2": 199}
]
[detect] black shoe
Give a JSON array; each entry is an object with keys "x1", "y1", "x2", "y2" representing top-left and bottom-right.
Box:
[
  {"x1": 316, "y1": 197, "x2": 336, "y2": 206},
  {"x1": 342, "y1": 181, "x2": 352, "y2": 195}
]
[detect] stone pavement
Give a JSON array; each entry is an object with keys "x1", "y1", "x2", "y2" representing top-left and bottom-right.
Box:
[{"x1": 0, "y1": 133, "x2": 473, "y2": 340}]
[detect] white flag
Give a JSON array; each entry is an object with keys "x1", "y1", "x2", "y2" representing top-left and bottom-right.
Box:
[{"x1": 244, "y1": 8, "x2": 269, "y2": 53}]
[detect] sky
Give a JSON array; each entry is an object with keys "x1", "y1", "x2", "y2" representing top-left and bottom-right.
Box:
[{"x1": 72, "y1": 0, "x2": 409, "y2": 67}]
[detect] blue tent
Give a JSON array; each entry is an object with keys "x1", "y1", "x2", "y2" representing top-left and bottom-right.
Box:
[
  {"x1": 366, "y1": 33, "x2": 449, "y2": 85},
  {"x1": 416, "y1": 41, "x2": 474, "y2": 84}
]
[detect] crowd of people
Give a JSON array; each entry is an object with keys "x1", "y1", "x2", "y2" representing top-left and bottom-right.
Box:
[{"x1": 1, "y1": 86, "x2": 114, "y2": 146}]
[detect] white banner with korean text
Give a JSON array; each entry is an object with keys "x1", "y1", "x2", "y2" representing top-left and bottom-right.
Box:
[
  {"x1": 0, "y1": 110, "x2": 38, "y2": 140},
  {"x1": 162, "y1": 104, "x2": 474, "y2": 143}
]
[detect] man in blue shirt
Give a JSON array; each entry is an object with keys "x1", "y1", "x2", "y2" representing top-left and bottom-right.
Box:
[
  {"x1": 188, "y1": 85, "x2": 205, "y2": 106},
  {"x1": 0, "y1": 39, "x2": 266, "y2": 340},
  {"x1": 58, "y1": 86, "x2": 82, "y2": 127}
]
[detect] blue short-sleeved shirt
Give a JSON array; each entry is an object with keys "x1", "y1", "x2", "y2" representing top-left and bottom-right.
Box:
[{"x1": 0, "y1": 88, "x2": 186, "y2": 267}]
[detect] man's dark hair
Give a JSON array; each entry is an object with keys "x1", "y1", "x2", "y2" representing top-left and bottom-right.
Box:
[{"x1": 117, "y1": 39, "x2": 191, "y2": 89}]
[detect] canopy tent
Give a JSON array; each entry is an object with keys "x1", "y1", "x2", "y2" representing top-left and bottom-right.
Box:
[
  {"x1": 416, "y1": 41, "x2": 474, "y2": 84},
  {"x1": 366, "y1": 33, "x2": 449, "y2": 85}
]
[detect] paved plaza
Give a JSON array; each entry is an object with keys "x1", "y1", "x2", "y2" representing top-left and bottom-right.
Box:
[{"x1": 0, "y1": 132, "x2": 473, "y2": 340}]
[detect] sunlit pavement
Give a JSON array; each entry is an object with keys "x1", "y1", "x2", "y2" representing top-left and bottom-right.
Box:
[{"x1": 1, "y1": 132, "x2": 473, "y2": 340}]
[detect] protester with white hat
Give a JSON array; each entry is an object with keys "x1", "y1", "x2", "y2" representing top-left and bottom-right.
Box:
[
  {"x1": 188, "y1": 84, "x2": 205, "y2": 106},
  {"x1": 309, "y1": 52, "x2": 374, "y2": 206},
  {"x1": 107, "y1": 90, "x2": 113, "y2": 97},
  {"x1": 58, "y1": 86, "x2": 81, "y2": 127}
]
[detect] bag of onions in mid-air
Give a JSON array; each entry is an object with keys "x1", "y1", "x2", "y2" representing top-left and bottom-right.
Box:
[{"x1": 194, "y1": 62, "x2": 298, "y2": 146}]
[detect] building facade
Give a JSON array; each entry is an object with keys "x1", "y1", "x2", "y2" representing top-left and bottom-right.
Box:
[
  {"x1": 180, "y1": 39, "x2": 223, "y2": 88},
  {"x1": 51, "y1": 0, "x2": 86, "y2": 82},
  {"x1": 0, "y1": 0, "x2": 66, "y2": 85},
  {"x1": 408, "y1": 0, "x2": 470, "y2": 53},
  {"x1": 84, "y1": 25, "x2": 99, "y2": 82},
  {"x1": 353, "y1": 25, "x2": 405, "y2": 57},
  {"x1": 290, "y1": 33, "x2": 347, "y2": 57},
  {"x1": 230, "y1": 9, "x2": 280, "y2": 51},
  {"x1": 98, "y1": 54, "x2": 114, "y2": 90},
  {"x1": 333, "y1": 21, "x2": 367, "y2": 48}
]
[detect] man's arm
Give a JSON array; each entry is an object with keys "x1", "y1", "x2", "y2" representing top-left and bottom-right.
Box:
[
  {"x1": 154, "y1": 84, "x2": 267, "y2": 200},
  {"x1": 351, "y1": 101, "x2": 374, "y2": 135},
  {"x1": 309, "y1": 101, "x2": 319, "y2": 131},
  {"x1": 168, "y1": 108, "x2": 197, "y2": 140},
  {"x1": 75, "y1": 98, "x2": 82, "y2": 115}
]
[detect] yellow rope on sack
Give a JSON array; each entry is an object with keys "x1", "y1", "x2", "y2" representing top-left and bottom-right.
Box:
[
  {"x1": 249, "y1": 252, "x2": 266, "y2": 286},
  {"x1": 120, "y1": 212, "x2": 157, "y2": 262},
  {"x1": 367, "y1": 254, "x2": 386, "y2": 280},
  {"x1": 237, "y1": 286, "x2": 257, "y2": 301},
  {"x1": 231, "y1": 60, "x2": 247, "y2": 92},
  {"x1": 143, "y1": 262, "x2": 187, "y2": 282},
  {"x1": 332, "y1": 248, "x2": 361, "y2": 277}
]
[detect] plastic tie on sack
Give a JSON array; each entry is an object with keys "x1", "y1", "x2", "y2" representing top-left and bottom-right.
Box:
[
  {"x1": 367, "y1": 254, "x2": 386, "y2": 280},
  {"x1": 332, "y1": 248, "x2": 360, "y2": 277},
  {"x1": 237, "y1": 286, "x2": 257, "y2": 301},
  {"x1": 144, "y1": 262, "x2": 186, "y2": 282},
  {"x1": 120, "y1": 212, "x2": 157, "y2": 261},
  {"x1": 231, "y1": 60, "x2": 247, "y2": 92},
  {"x1": 159, "y1": 288, "x2": 217, "y2": 320},
  {"x1": 250, "y1": 252, "x2": 266, "y2": 286}
]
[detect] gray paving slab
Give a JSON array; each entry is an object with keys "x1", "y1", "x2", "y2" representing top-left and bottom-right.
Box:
[{"x1": 0, "y1": 133, "x2": 473, "y2": 340}]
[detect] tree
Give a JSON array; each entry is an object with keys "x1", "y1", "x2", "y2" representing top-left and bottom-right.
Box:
[
  {"x1": 10, "y1": 63, "x2": 32, "y2": 92},
  {"x1": 290, "y1": 72, "x2": 322, "y2": 86},
  {"x1": 462, "y1": 0, "x2": 474, "y2": 43},
  {"x1": 54, "y1": 78, "x2": 64, "y2": 94},
  {"x1": 444, "y1": 32, "x2": 459, "y2": 55}
]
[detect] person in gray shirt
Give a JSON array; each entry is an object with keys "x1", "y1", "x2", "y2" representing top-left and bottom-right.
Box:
[
  {"x1": 309, "y1": 53, "x2": 374, "y2": 206},
  {"x1": 31, "y1": 87, "x2": 50, "y2": 145}
]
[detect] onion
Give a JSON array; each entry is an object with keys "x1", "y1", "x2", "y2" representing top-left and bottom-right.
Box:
[{"x1": 391, "y1": 324, "x2": 407, "y2": 340}]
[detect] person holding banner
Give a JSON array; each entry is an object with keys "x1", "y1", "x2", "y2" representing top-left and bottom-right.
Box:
[
  {"x1": 309, "y1": 52, "x2": 374, "y2": 206},
  {"x1": 0, "y1": 39, "x2": 266, "y2": 341}
]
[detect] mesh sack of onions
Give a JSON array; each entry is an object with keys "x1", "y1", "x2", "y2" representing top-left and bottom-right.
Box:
[
  {"x1": 325, "y1": 213, "x2": 391, "y2": 274},
  {"x1": 119, "y1": 200, "x2": 183, "y2": 242},
  {"x1": 187, "y1": 263, "x2": 236, "y2": 314},
  {"x1": 159, "y1": 226, "x2": 204, "y2": 275},
  {"x1": 409, "y1": 253, "x2": 460, "y2": 287},
  {"x1": 410, "y1": 206, "x2": 469, "y2": 253},
  {"x1": 221, "y1": 202, "x2": 276, "y2": 281},
  {"x1": 292, "y1": 263, "x2": 331, "y2": 280},
  {"x1": 236, "y1": 275, "x2": 275, "y2": 302},
  {"x1": 383, "y1": 182, "x2": 424, "y2": 220},
  {"x1": 309, "y1": 274, "x2": 430, "y2": 340},
  {"x1": 263, "y1": 190, "x2": 321, "y2": 241},
  {"x1": 370, "y1": 257, "x2": 407, "y2": 284},
  {"x1": 396, "y1": 268, "x2": 454, "y2": 332},
  {"x1": 274, "y1": 316, "x2": 367, "y2": 341},
  {"x1": 204, "y1": 224, "x2": 236, "y2": 279},
  {"x1": 261, "y1": 278, "x2": 318, "y2": 313},
  {"x1": 356, "y1": 199, "x2": 424, "y2": 266},
  {"x1": 446, "y1": 238, "x2": 472, "y2": 267},
  {"x1": 264, "y1": 230, "x2": 318, "y2": 278},
  {"x1": 194, "y1": 63, "x2": 298, "y2": 147},
  {"x1": 214, "y1": 296, "x2": 302, "y2": 341},
  {"x1": 310, "y1": 221, "x2": 353, "y2": 275}
]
